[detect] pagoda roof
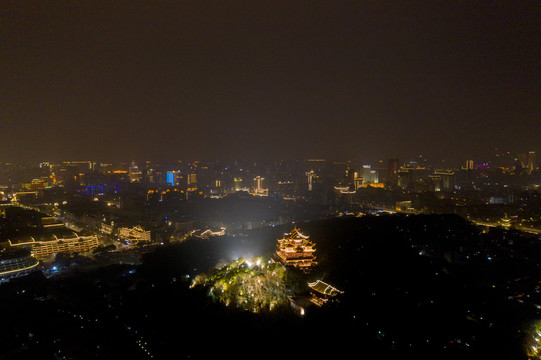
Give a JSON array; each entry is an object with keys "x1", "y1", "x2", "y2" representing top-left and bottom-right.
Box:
[
  {"x1": 308, "y1": 280, "x2": 343, "y2": 296},
  {"x1": 286, "y1": 227, "x2": 309, "y2": 240}
]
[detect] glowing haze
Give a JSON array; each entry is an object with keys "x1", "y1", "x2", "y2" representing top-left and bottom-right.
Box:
[{"x1": 1, "y1": 1, "x2": 540, "y2": 162}]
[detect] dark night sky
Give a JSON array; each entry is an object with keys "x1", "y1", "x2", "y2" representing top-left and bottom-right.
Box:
[{"x1": 1, "y1": 1, "x2": 540, "y2": 163}]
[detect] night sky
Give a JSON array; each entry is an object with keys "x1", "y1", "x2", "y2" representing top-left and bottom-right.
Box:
[{"x1": 1, "y1": 1, "x2": 540, "y2": 163}]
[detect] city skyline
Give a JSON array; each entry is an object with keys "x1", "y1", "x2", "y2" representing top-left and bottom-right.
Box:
[
  {"x1": 0, "y1": 148, "x2": 537, "y2": 171},
  {"x1": 2, "y1": 1, "x2": 540, "y2": 163}
]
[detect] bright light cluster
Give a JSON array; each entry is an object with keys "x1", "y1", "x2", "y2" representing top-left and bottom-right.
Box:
[
  {"x1": 526, "y1": 320, "x2": 541, "y2": 359},
  {"x1": 191, "y1": 256, "x2": 288, "y2": 313}
]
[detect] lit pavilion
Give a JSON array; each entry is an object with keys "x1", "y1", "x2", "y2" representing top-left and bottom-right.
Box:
[{"x1": 308, "y1": 280, "x2": 344, "y2": 306}]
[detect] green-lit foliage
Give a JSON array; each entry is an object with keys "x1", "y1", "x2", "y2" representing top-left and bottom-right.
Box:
[
  {"x1": 191, "y1": 256, "x2": 289, "y2": 312},
  {"x1": 525, "y1": 319, "x2": 541, "y2": 359}
]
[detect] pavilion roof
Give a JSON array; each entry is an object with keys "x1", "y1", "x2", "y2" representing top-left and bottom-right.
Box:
[{"x1": 308, "y1": 280, "x2": 344, "y2": 296}]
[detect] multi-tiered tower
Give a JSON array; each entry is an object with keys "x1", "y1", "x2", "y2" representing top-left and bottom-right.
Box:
[{"x1": 276, "y1": 228, "x2": 316, "y2": 269}]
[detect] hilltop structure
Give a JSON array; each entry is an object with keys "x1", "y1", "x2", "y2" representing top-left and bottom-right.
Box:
[
  {"x1": 276, "y1": 227, "x2": 316, "y2": 270},
  {"x1": 308, "y1": 280, "x2": 344, "y2": 306}
]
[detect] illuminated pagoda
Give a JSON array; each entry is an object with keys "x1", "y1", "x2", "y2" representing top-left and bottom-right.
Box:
[{"x1": 276, "y1": 227, "x2": 316, "y2": 269}]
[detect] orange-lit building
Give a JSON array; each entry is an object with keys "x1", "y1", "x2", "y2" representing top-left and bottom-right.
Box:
[
  {"x1": 308, "y1": 280, "x2": 344, "y2": 306},
  {"x1": 9, "y1": 234, "x2": 100, "y2": 260},
  {"x1": 276, "y1": 228, "x2": 316, "y2": 269}
]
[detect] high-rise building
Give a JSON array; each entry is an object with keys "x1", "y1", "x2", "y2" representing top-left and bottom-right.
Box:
[
  {"x1": 254, "y1": 176, "x2": 264, "y2": 191},
  {"x1": 517, "y1": 153, "x2": 528, "y2": 170},
  {"x1": 187, "y1": 173, "x2": 197, "y2": 185},
  {"x1": 527, "y1": 151, "x2": 537, "y2": 174},
  {"x1": 166, "y1": 171, "x2": 182, "y2": 186},
  {"x1": 361, "y1": 165, "x2": 378, "y2": 185},
  {"x1": 397, "y1": 169, "x2": 410, "y2": 189},
  {"x1": 353, "y1": 171, "x2": 363, "y2": 191},
  {"x1": 252, "y1": 176, "x2": 268, "y2": 196},
  {"x1": 434, "y1": 170, "x2": 456, "y2": 192},
  {"x1": 166, "y1": 171, "x2": 175, "y2": 186},
  {"x1": 516, "y1": 151, "x2": 537, "y2": 173},
  {"x1": 388, "y1": 158, "x2": 399, "y2": 187},
  {"x1": 99, "y1": 163, "x2": 113, "y2": 175},
  {"x1": 234, "y1": 177, "x2": 243, "y2": 191},
  {"x1": 129, "y1": 161, "x2": 143, "y2": 183},
  {"x1": 306, "y1": 170, "x2": 318, "y2": 192}
]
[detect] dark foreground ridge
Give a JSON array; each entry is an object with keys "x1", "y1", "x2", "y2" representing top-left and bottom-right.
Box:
[{"x1": 1, "y1": 214, "x2": 539, "y2": 359}]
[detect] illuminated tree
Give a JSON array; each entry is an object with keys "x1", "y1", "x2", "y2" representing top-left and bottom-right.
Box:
[{"x1": 191, "y1": 256, "x2": 289, "y2": 312}]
